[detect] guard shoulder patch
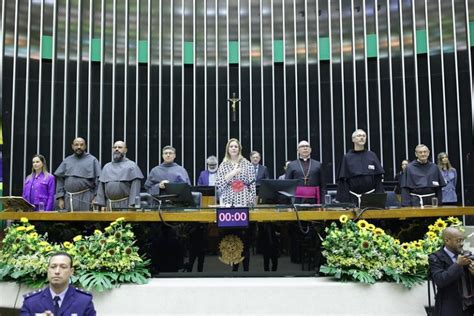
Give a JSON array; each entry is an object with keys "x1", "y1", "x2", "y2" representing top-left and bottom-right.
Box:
[{"x1": 23, "y1": 289, "x2": 43, "y2": 299}]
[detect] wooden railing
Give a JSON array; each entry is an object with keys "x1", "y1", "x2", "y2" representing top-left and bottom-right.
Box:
[{"x1": 0, "y1": 206, "x2": 472, "y2": 222}]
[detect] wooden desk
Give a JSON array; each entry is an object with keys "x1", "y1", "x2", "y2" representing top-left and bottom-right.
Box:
[{"x1": 0, "y1": 206, "x2": 472, "y2": 222}]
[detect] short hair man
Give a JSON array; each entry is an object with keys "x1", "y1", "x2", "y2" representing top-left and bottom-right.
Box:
[
  {"x1": 249, "y1": 150, "x2": 270, "y2": 185},
  {"x1": 336, "y1": 129, "x2": 385, "y2": 205},
  {"x1": 429, "y1": 227, "x2": 474, "y2": 315},
  {"x1": 145, "y1": 145, "x2": 191, "y2": 195},
  {"x1": 197, "y1": 155, "x2": 219, "y2": 186},
  {"x1": 54, "y1": 137, "x2": 101, "y2": 211},
  {"x1": 400, "y1": 144, "x2": 446, "y2": 207},
  {"x1": 95, "y1": 141, "x2": 144, "y2": 211},
  {"x1": 285, "y1": 140, "x2": 326, "y2": 196},
  {"x1": 21, "y1": 252, "x2": 96, "y2": 316}
]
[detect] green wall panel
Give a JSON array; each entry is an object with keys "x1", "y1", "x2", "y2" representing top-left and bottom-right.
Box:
[
  {"x1": 319, "y1": 37, "x2": 330, "y2": 61},
  {"x1": 274, "y1": 40, "x2": 284, "y2": 63},
  {"x1": 416, "y1": 30, "x2": 427, "y2": 54},
  {"x1": 91, "y1": 38, "x2": 101, "y2": 62},
  {"x1": 41, "y1": 35, "x2": 53, "y2": 60},
  {"x1": 229, "y1": 41, "x2": 239, "y2": 64},
  {"x1": 366, "y1": 34, "x2": 377, "y2": 58},
  {"x1": 184, "y1": 41, "x2": 194, "y2": 64},
  {"x1": 138, "y1": 40, "x2": 148, "y2": 63}
]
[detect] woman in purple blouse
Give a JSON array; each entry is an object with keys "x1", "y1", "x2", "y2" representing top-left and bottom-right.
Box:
[{"x1": 22, "y1": 154, "x2": 55, "y2": 211}]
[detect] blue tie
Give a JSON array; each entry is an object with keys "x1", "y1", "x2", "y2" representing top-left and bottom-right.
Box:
[{"x1": 53, "y1": 296, "x2": 60, "y2": 315}]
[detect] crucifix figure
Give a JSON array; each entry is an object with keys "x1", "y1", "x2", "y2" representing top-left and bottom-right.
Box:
[{"x1": 227, "y1": 92, "x2": 241, "y2": 122}]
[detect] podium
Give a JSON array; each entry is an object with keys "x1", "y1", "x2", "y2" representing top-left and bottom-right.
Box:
[{"x1": 0, "y1": 196, "x2": 35, "y2": 212}]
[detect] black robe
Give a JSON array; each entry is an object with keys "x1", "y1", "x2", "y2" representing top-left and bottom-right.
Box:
[
  {"x1": 285, "y1": 158, "x2": 326, "y2": 195},
  {"x1": 400, "y1": 160, "x2": 445, "y2": 207},
  {"x1": 336, "y1": 150, "x2": 384, "y2": 203}
]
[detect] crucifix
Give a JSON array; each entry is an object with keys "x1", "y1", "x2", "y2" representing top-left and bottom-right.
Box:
[{"x1": 227, "y1": 92, "x2": 241, "y2": 122}]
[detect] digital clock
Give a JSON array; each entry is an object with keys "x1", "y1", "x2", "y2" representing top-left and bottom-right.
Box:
[{"x1": 216, "y1": 207, "x2": 249, "y2": 228}]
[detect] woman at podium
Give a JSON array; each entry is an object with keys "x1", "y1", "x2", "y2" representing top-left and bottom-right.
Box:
[{"x1": 22, "y1": 154, "x2": 55, "y2": 211}]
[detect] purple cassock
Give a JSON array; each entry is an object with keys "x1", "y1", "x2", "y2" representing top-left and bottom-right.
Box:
[{"x1": 22, "y1": 172, "x2": 56, "y2": 211}]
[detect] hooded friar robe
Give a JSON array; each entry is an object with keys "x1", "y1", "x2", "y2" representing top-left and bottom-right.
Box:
[
  {"x1": 400, "y1": 160, "x2": 446, "y2": 207},
  {"x1": 336, "y1": 150, "x2": 385, "y2": 204},
  {"x1": 144, "y1": 163, "x2": 191, "y2": 196},
  {"x1": 96, "y1": 158, "x2": 144, "y2": 209},
  {"x1": 54, "y1": 153, "x2": 101, "y2": 211}
]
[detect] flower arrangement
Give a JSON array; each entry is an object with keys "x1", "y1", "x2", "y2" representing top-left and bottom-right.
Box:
[
  {"x1": 319, "y1": 216, "x2": 462, "y2": 288},
  {"x1": 0, "y1": 217, "x2": 150, "y2": 292}
]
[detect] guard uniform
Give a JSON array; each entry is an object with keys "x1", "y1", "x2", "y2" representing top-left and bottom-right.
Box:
[{"x1": 20, "y1": 285, "x2": 96, "y2": 316}]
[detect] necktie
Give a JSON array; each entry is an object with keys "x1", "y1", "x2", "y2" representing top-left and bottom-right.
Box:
[{"x1": 53, "y1": 296, "x2": 60, "y2": 316}]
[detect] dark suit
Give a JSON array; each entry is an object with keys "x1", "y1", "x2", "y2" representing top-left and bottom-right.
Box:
[
  {"x1": 21, "y1": 285, "x2": 96, "y2": 316},
  {"x1": 429, "y1": 248, "x2": 474, "y2": 316},
  {"x1": 253, "y1": 164, "x2": 269, "y2": 185}
]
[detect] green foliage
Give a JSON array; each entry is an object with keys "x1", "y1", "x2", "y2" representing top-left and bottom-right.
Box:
[
  {"x1": 320, "y1": 216, "x2": 462, "y2": 288},
  {"x1": 0, "y1": 217, "x2": 150, "y2": 292}
]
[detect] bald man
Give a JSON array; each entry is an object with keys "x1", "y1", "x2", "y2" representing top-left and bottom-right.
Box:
[
  {"x1": 336, "y1": 129, "x2": 385, "y2": 205},
  {"x1": 429, "y1": 227, "x2": 474, "y2": 315},
  {"x1": 54, "y1": 137, "x2": 101, "y2": 211},
  {"x1": 95, "y1": 141, "x2": 144, "y2": 211}
]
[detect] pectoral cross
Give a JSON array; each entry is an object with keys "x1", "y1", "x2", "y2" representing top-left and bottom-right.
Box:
[
  {"x1": 227, "y1": 92, "x2": 241, "y2": 122},
  {"x1": 303, "y1": 177, "x2": 309, "y2": 185}
]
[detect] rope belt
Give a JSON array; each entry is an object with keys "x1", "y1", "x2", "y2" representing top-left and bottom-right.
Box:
[
  {"x1": 107, "y1": 196, "x2": 129, "y2": 212},
  {"x1": 349, "y1": 189, "x2": 375, "y2": 208},
  {"x1": 410, "y1": 192, "x2": 435, "y2": 208},
  {"x1": 66, "y1": 188, "x2": 91, "y2": 212}
]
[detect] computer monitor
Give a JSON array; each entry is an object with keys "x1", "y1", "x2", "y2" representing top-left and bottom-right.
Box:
[
  {"x1": 258, "y1": 179, "x2": 300, "y2": 204},
  {"x1": 162, "y1": 183, "x2": 196, "y2": 207},
  {"x1": 359, "y1": 193, "x2": 387, "y2": 210}
]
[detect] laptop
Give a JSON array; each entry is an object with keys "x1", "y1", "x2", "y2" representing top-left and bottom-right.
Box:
[{"x1": 359, "y1": 193, "x2": 387, "y2": 210}]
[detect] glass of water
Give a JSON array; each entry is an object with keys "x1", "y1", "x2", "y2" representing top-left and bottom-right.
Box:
[
  {"x1": 38, "y1": 202, "x2": 45, "y2": 212},
  {"x1": 431, "y1": 197, "x2": 438, "y2": 208}
]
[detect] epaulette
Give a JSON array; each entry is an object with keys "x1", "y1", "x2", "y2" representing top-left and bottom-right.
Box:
[
  {"x1": 23, "y1": 289, "x2": 43, "y2": 300},
  {"x1": 75, "y1": 287, "x2": 93, "y2": 296}
]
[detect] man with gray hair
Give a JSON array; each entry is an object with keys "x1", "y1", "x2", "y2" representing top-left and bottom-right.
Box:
[
  {"x1": 197, "y1": 155, "x2": 219, "y2": 186},
  {"x1": 400, "y1": 144, "x2": 445, "y2": 207},
  {"x1": 336, "y1": 129, "x2": 385, "y2": 205}
]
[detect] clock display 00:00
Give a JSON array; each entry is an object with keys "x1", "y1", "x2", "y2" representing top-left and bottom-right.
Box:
[
  {"x1": 218, "y1": 211, "x2": 247, "y2": 222},
  {"x1": 216, "y1": 207, "x2": 249, "y2": 228}
]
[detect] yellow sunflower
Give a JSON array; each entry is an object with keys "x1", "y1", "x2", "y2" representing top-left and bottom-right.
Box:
[
  {"x1": 63, "y1": 242, "x2": 73, "y2": 249},
  {"x1": 434, "y1": 219, "x2": 447, "y2": 229},
  {"x1": 366, "y1": 224, "x2": 376, "y2": 231},
  {"x1": 357, "y1": 220, "x2": 369, "y2": 230},
  {"x1": 339, "y1": 214, "x2": 349, "y2": 224},
  {"x1": 374, "y1": 228, "x2": 385, "y2": 236},
  {"x1": 20, "y1": 217, "x2": 28, "y2": 223},
  {"x1": 73, "y1": 235, "x2": 82, "y2": 242}
]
